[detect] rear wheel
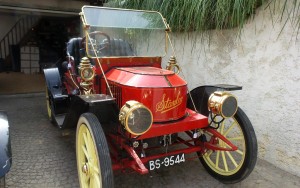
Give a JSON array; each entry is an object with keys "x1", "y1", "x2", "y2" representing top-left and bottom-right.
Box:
[
  {"x1": 0, "y1": 176, "x2": 5, "y2": 188},
  {"x1": 76, "y1": 113, "x2": 114, "y2": 188},
  {"x1": 45, "y1": 85, "x2": 56, "y2": 125},
  {"x1": 199, "y1": 108, "x2": 257, "y2": 183}
]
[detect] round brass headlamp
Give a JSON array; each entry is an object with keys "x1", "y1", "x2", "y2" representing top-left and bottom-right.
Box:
[
  {"x1": 119, "y1": 100, "x2": 153, "y2": 136},
  {"x1": 208, "y1": 91, "x2": 238, "y2": 118}
]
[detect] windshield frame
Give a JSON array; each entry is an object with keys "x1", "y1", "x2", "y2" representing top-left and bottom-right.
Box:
[{"x1": 80, "y1": 6, "x2": 169, "y2": 59}]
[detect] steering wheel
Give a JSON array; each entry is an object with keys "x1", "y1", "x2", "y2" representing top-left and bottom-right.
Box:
[{"x1": 81, "y1": 31, "x2": 111, "y2": 53}]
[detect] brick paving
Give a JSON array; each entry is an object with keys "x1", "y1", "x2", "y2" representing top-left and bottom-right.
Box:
[
  {"x1": 1, "y1": 94, "x2": 78, "y2": 188},
  {"x1": 1, "y1": 93, "x2": 300, "y2": 188}
]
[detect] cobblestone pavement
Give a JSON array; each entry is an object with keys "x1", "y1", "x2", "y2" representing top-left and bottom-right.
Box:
[{"x1": 1, "y1": 93, "x2": 300, "y2": 188}]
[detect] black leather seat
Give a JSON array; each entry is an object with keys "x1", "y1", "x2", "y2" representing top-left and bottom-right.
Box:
[
  {"x1": 66, "y1": 37, "x2": 134, "y2": 61},
  {"x1": 66, "y1": 37, "x2": 83, "y2": 67},
  {"x1": 101, "y1": 38, "x2": 135, "y2": 57}
]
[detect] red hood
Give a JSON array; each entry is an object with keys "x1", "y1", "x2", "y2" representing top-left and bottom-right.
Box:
[
  {"x1": 107, "y1": 67, "x2": 186, "y2": 87},
  {"x1": 105, "y1": 66, "x2": 187, "y2": 122}
]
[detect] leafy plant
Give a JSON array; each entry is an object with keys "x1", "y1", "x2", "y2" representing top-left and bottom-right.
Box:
[
  {"x1": 106, "y1": 0, "x2": 300, "y2": 36},
  {"x1": 105, "y1": 0, "x2": 264, "y2": 32}
]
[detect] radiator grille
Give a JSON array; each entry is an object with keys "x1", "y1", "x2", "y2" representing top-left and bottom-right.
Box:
[{"x1": 107, "y1": 82, "x2": 122, "y2": 108}]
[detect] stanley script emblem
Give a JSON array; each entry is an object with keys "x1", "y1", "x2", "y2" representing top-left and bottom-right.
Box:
[{"x1": 156, "y1": 93, "x2": 183, "y2": 113}]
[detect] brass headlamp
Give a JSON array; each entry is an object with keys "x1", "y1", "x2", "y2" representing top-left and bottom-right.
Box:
[
  {"x1": 119, "y1": 100, "x2": 153, "y2": 136},
  {"x1": 78, "y1": 57, "x2": 95, "y2": 94},
  {"x1": 208, "y1": 91, "x2": 238, "y2": 118},
  {"x1": 79, "y1": 57, "x2": 94, "y2": 81}
]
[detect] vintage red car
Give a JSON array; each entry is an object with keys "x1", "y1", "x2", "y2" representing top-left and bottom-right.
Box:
[{"x1": 44, "y1": 6, "x2": 257, "y2": 188}]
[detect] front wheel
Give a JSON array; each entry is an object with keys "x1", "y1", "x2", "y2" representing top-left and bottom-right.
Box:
[
  {"x1": 76, "y1": 113, "x2": 114, "y2": 188},
  {"x1": 199, "y1": 107, "x2": 257, "y2": 184}
]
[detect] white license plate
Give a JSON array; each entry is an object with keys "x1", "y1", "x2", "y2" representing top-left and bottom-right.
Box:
[{"x1": 148, "y1": 153, "x2": 185, "y2": 170}]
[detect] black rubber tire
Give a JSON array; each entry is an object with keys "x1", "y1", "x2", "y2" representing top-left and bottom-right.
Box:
[
  {"x1": 199, "y1": 107, "x2": 257, "y2": 184},
  {"x1": 76, "y1": 113, "x2": 114, "y2": 188},
  {"x1": 0, "y1": 176, "x2": 5, "y2": 188}
]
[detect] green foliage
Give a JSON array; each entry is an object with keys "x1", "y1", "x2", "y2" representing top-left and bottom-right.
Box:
[{"x1": 106, "y1": 0, "x2": 264, "y2": 32}]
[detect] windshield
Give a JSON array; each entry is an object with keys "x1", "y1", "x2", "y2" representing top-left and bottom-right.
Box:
[{"x1": 81, "y1": 6, "x2": 167, "y2": 58}]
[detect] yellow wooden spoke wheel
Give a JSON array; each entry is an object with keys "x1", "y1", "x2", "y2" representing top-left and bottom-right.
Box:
[
  {"x1": 199, "y1": 108, "x2": 257, "y2": 184},
  {"x1": 76, "y1": 113, "x2": 114, "y2": 188},
  {"x1": 45, "y1": 85, "x2": 56, "y2": 124}
]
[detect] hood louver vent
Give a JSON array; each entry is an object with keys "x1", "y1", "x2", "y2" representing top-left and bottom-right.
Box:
[{"x1": 107, "y1": 81, "x2": 122, "y2": 108}]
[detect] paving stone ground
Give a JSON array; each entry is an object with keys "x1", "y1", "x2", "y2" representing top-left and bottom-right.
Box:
[{"x1": 1, "y1": 93, "x2": 300, "y2": 188}]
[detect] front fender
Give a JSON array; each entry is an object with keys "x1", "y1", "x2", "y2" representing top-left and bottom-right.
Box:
[
  {"x1": 43, "y1": 68, "x2": 63, "y2": 98},
  {"x1": 44, "y1": 68, "x2": 70, "y2": 115},
  {"x1": 187, "y1": 84, "x2": 242, "y2": 116},
  {"x1": 62, "y1": 94, "x2": 119, "y2": 129},
  {"x1": 0, "y1": 111, "x2": 12, "y2": 177}
]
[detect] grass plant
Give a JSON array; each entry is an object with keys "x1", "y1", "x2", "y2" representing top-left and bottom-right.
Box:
[{"x1": 106, "y1": 0, "x2": 300, "y2": 36}]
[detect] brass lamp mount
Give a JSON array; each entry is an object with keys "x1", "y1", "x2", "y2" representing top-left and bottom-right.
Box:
[{"x1": 166, "y1": 56, "x2": 181, "y2": 74}]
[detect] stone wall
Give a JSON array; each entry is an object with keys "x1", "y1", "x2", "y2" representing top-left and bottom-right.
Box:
[{"x1": 163, "y1": 3, "x2": 300, "y2": 176}]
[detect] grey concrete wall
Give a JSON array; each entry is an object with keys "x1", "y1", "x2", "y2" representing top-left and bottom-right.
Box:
[{"x1": 163, "y1": 3, "x2": 300, "y2": 176}]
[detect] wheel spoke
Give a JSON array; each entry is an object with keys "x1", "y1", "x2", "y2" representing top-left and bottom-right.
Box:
[
  {"x1": 225, "y1": 151, "x2": 238, "y2": 167},
  {"x1": 86, "y1": 175, "x2": 90, "y2": 184},
  {"x1": 87, "y1": 133, "x2": 95, "y2": 155},
  {"x1": 221, "y1": 151, "x2": 228, "y2": 172},
  {"x1": 92, "y1": 165, "x2": 100, "y2": 174},
  {"x1": 86, "y1": 131, "x2": 92, "y2": 146},
  {"x1": 86, "y1": 132, "x2": 96, "y2": 162},
  {"x1": 92, "y1": 174, "x2": 101, "y2": 188},
  {"x1": 86, "y1": 132, "x2": 93, "y2": 145},
  {"x1": 83, "y1": 132, "x2": 88, "y2": 146},
  {"x1": 215, "y1": 151, "x2": 220, "y2": 168},
  {"x1": 224, "y1": 122, "x2": 236, "y2": 136},
  {"x1": 236, "y1": 149, "x2": 244, "y2": 155},
  {"x1": 206, "y1": 150, "x2": 213, "y2": 157},
  {"x1": 83, "y1": 132, "x2": 91, "y2": 156},
  {"x1": 82, "y1": 145, "x2": 89, "y2": 159},
  {"x1": 222, "y1": 140, "x2": 236, "y2": 149},
  {"x1": 95, "y1": 174, "x2": 101, "y2": 188},
  {"x1": 220, "y1": 121, "x2": 225, "y2": 134},
  {"x1": 218, "y1": 139, "x2": 224, "y2": 148},
  {"x1": 228, "y1": 136, "x2": 243, "y2": 141},
  {"x1": 205, "y1": 131, "x2": 213, "y2": 137}
]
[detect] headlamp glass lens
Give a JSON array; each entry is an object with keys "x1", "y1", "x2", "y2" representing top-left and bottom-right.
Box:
[{"x1": 127, "y1": 107, "x2": 152, "y2": 135}]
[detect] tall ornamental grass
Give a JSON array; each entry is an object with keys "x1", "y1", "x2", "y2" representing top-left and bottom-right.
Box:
[
  {"x1": 106, "y1": 0, "x2": 263, "y2": 32},
  {"x1": 106, "y1": 0, "x2": 300, "y2": 35}
]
